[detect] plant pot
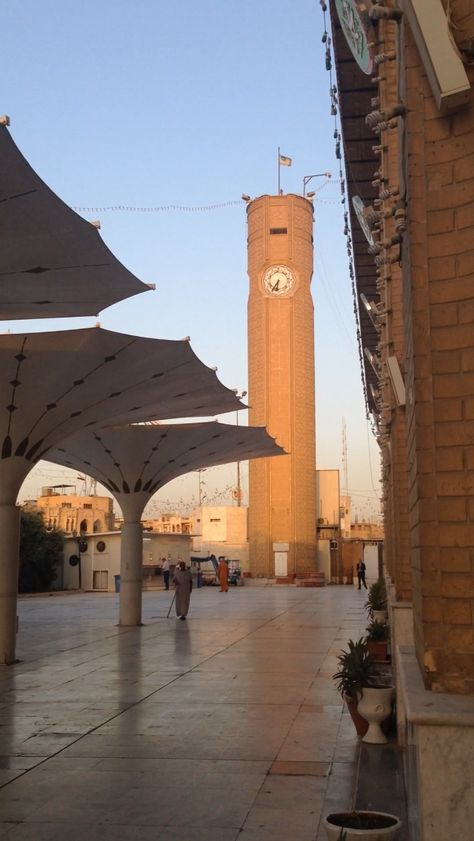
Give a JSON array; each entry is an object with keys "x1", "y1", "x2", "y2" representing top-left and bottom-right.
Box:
[
  {"x1": 357, "y1": 687, "x2": 394, "y2": 744},
  {"x1": 372, "y1": 609, "x2": 387, "y2": 623},
  {"x1": 344, "y1": 694, "x2": 369, "y2": 737},
  {"x1": 366, "y1": 640, "x2": 388, "y2": 661},
  {"x1": 324, "y1": 810, "x2": 402, "y2": 841}
]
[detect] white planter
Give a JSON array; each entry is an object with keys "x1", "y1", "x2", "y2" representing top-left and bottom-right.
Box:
[
  {"x1": 358, "y1": 686, "x2": 394, "y2": 744},
  {"x1": 324, "y1": 811, "x2": 402, "y2": 841}
]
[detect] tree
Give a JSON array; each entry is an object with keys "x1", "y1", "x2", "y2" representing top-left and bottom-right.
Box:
[{"x1": 19, "y1": 510, "x2": 64, "y2": 593}]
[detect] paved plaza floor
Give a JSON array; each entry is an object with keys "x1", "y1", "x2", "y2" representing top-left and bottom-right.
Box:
[{"x1": 0, "y1": 584, "x2": 394, "y2": 841}]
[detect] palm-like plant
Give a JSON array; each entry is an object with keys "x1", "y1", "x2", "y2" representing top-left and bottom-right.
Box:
[
  {"x1": 332, "y1": 638, "x2": 378, "y2": 701},
  {"x1": 365, "y1": 578, "x2": 387, "y2": 617},
  {"x1": 366, "y1": 620, "x2": 388, "y2": 641}
]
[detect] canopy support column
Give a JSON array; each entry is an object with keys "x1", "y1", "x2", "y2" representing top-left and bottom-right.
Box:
[
  {"x1": 0, "y1": 504, "x2": 20, "y2": 664},
  {"x1": 119, "y1": 521, "x2": 143, "y2": 626}
]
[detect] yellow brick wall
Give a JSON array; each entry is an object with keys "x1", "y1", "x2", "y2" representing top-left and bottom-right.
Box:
[
  {"x1": 247, "y1": 195, "x2": 317, "y2": 577},
  {"x1": 377, "y1": 16, "x2": 412, "y2": 603},
  {"x1": 401, "y1": 7, "x2": 474, "y2": 693}
]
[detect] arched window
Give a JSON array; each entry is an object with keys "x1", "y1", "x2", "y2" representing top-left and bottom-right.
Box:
[
  {"x1": 93, "y1": 519, "x2": 102, "y2": 533},
  {"x1": 79, "y1": 519, "x2": 88, "y2": 534}
]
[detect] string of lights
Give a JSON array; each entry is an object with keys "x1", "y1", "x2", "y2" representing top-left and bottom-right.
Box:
[
  {"x1": 73, "y1": 190, "x2": 341, "y2": 214},
  {"x1": 314, "y1": 196, "x2": 347, "y2": 205},
  {"x1": 72, "y1": 200, "x2": 244, "y2": 213},
  {"x1": 319, "y1": 0, "x2": 372, "y2": 426}
]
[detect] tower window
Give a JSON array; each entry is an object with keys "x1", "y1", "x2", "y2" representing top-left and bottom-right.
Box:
[{"x1": 269, "y1": 227, "x2": 287, "y2": 235}]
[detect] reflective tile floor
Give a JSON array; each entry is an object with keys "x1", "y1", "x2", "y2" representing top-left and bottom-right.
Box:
[{"x1": 0, "y1": 585, "x2": 381, "y2": 840}]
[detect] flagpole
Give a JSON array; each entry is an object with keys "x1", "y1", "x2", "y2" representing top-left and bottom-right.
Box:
[{"x1": 277, "y1": 146, "x2": 280, "y2": 195}]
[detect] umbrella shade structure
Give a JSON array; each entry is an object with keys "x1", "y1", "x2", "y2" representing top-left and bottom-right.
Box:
[
  {"x1": 45, "y1": 420, "x2": 286, "y2": 626},
  {"x1": 0, "y1": 124, "x2": 151, "y2": 319},
  {"x1": 0, "y1": 326, "x2": 244, "y2": 502},
  {"x1": 0, "y1": 328, "x2": 243, "y2": 663},
  {"x1": 45, "y1": 420, "x2": 285, "y2": 508}
]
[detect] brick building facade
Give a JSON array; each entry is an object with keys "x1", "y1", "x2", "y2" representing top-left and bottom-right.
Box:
[
  {"x1": 330, "y1": 2, "x2": 474, "y2": 838},
  {"x1": 247, "y1": 194, "x2": 317, "y2": 578},
  {"x1": 26, "y1": 489, "x2": 115, "y2": 534}
]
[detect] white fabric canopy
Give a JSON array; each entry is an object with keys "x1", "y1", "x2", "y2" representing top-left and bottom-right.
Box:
[
  {"x1": 0, "y1": 327, "x2": 244, "y2": 501},
  {"x1": 0, "y1": 125, "x2": 151, "y2": 319},
  {"x1": 45, "y1": 420, "x2": 285, "y2": 502}
]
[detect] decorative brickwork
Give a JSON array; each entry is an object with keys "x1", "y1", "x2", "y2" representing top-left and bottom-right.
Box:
[
  {"x1": 401, "y1": 12, "x2": 474, "y2": 694},
  {"x1": 379, "y1": 21, "x2": 412, "y2": 605},
  {"x1": 247, "y1": 195, "x2": 317, "y2": 577}
]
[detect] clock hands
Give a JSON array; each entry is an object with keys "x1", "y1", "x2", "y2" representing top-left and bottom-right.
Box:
[{"x1": 263, "y1": 265, "x2": 294, "y2": 295}]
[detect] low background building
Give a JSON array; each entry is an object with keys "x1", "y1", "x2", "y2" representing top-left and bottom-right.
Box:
[
  {"x1": 190, "y1": 505, "x2": 249, "y2": 568},
  {"x1": 63, "y1": 531, "x2": 190, "y2": 592},
  {"x1": 24, "y1": 487, "x2": 115, "y2": 534}
]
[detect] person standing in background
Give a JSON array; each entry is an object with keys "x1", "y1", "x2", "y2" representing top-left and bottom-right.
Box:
[
  {"x1": 161, "y1": 557, "x2": 170, "y2": 591},
  {"x1": 357, "y1": 560, "x2": 367, "y2": 590},
  {"x1": 218, "y1": 556, "x2": 229, "y2": 592}
]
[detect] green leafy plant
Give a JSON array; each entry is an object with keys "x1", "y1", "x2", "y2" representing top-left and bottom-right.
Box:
[
  {"x1": 19, "y1": 510, "x2": 64, "y2": 593},
  {"x1": 332, "y1": 638, "x2": 378, "y2": 701},
  {"x1": 366, "y1": 620, "x2": 388, "y2": 641},
  {"x1": 365, "y1": 577, "x2": 387, "y2": 616}
]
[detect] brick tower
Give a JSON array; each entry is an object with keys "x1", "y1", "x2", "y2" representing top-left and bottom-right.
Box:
[{"x1": 247, "y1": 193, "x2": 317, "y2": 579}]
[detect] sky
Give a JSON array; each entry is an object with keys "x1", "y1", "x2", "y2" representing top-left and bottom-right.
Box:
[{"x1": 4, "y1": 0, "x2": 381, "y2": 520}]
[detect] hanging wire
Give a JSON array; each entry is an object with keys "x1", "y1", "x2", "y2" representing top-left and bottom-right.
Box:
[
  {"x1": 319, "y1": 0, "x2": 373, "y2": 428},
  {"x1": 72, "y1": 199, "x2": 244, "y2": 213}
]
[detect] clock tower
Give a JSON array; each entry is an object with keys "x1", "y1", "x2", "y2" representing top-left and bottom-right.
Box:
[{"x1": 247, "y1": 193, "x2": 317, "y2": 579}]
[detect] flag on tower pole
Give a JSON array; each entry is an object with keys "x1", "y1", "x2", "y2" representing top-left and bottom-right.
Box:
[{"x1": 278, "y1": 147, "x2": 292, "y2": 194}]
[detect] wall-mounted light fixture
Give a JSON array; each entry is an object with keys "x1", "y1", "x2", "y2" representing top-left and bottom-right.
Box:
[
  {"x1": 400, "y1": 0, "x2": 471, "y2": 111},
  {"x1": 364, "y1": 347, "x2": 381, "y2": 377},
  {"x1": 386, "y1": 355, "x2": 406, "y2": 407}
]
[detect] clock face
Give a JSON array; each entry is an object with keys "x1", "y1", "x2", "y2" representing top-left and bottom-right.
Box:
[{"x1": 263, "y1": 265, "x2": 295, "y2": 296}]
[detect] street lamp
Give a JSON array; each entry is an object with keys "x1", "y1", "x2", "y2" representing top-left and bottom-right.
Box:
[
  {"x1": 71, "y1": 529, "x2": 86, "y2": 589},
  {"x1": 235, "y1": 390, "x2": 247, "y2": 507},
  {"x1": 302, "y1": 172, "x2": 332, "y2": 197}
]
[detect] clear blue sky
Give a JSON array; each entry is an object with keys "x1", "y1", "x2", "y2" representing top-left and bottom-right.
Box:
[{"x1": 5, "y1": 0, "x2": 380, "y2": 519}]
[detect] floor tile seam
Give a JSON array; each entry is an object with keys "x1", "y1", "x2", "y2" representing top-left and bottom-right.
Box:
[
  {"x1": 154, "y1": 597, "x2": 331, "y2": 730},
  {"x1": 15, "y1": 627, "x2": 136, "y2": 670},
  {"x1": 307, "y1": 612, "x2": 364, "y2": 838},
  {"x1": 0, "y1": 817, "x2": 244, "y2": 833},
  {"x1": 47, "y1": 756, "x2": 274, "y2": 766},
  {"x1": 0, "y1": 604, "x2": 307, "y2": 789},
  {"x1": 4, "y1": 595, "x2": 333, "y2": 796},
  {"x1": 3, "y1": 604, "x2": 325, "y2": 791},
  {"x1": 313, "y1": 671, "x2": 363, "y2": 839},
  {"x1": 0, "y1": 664, "x2": 203, "y2": 792}
]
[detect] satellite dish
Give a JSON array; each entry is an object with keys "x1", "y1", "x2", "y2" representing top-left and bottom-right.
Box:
[{"x1": 352, "y1": 195, "x2": 375, "y2": 247}]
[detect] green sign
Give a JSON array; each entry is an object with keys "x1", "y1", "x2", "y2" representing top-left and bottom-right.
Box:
[{"x1": 335, "y1": 0, "x2": 374, "y2": 75}]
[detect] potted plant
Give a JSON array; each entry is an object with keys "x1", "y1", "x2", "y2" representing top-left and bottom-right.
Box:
[
  {"x1": 365, "y1": 620, "x2": 389, "y2": 662},
  {"x1": 365, "y1": 578, "x2": 387, "y2": 623},
  {"x1": 332, "y1": 638, "x2": 378, "y2": 736},
  {"x1": 333, "y1": 638, "x2": 394, "y2": 742},
  {"x1": 324, "y1": 810, "x2": 402, "y2": 841}
]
